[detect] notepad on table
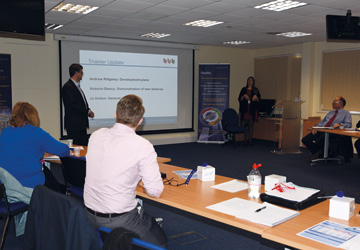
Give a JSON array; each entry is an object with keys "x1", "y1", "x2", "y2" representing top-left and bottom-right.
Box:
[
  {"x1": 206, "y1": 198, "x2": 299, "y2": 227},
  {"x1": 235, "y1": 202, "x2": 299, "y2": 227}
]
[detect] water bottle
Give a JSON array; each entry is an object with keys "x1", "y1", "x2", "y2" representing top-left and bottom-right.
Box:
[{"x1": 248, "y1": 163, "x2": 262, "y2": 198}]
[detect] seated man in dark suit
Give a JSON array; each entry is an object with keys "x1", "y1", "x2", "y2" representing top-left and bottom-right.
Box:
[{"x1": 302, "y1": 96, "x2": 352, "y2": 161}]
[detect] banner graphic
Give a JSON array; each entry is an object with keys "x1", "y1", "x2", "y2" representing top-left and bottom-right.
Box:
[
  {"x1": 197, "y1": 64, "x2": 230, "y2": 143},
  {"x1": 0, "y1": 54, "x2": 12, "y2": 133}
]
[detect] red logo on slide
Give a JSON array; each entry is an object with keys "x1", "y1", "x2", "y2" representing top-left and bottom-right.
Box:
[{"x1": 163, "y1": 58, "x2": 176, "y2": 64}]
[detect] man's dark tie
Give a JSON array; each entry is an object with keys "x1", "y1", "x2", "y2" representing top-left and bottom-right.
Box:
[{"x1": 325, "y1": 110, "x2": 338, "y2": 127}]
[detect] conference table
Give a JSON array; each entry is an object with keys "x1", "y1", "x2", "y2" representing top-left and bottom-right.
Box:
[
  {"x1": 136, "y1": 163, "x2": 360, "y2": 250},
  {"x1": 311, "y1": 127, "x2": 360, "y2": 165},
  {"x1": 44, "y1": 145, "x2": 171, "y2": 165}
]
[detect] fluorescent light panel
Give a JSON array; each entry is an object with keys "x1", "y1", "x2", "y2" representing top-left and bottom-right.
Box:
[
  {"x1": 140, "y1": 33, "x2": 171, "y2": 38},
  {"x1": 45, "y1": 23, "x2": 64, "y2": 30},
  {"x1": 184, "y1": 20, "x2": 223, "y2": 27},
  {"x1": 223, "y1": 41, "x2": 250, "y2": 45},
  {"x1": 254, "y1": 0, "x2": 307, "y2": 12},
  {"x1": 276, "y1": 31, "x2": 312, "y2": 37},
  {"x1": 52, "y1": 3, "x2": 98, "y2": 14}
]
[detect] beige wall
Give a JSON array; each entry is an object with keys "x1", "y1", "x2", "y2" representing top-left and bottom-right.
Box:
[
  {"x1": 0, "y1": 34, "x2": 61, "y2": 138},
  {"x1": 2, "y1": 34, "x2": 360, "y2": 145}
]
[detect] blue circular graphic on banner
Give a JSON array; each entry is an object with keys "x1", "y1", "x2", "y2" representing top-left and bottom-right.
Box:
[{"x1": 199, "y1": 107, "x2": 222, "y2": 126}]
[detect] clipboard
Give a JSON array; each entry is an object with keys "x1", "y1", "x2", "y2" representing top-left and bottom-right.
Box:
[{"x1": 260, "y1": 189, "x2": 327, "y2": 210}]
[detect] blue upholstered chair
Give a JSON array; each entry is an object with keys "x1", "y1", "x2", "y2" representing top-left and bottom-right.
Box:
[
  {"x1": 221, "y1": 108, "x2": 246, "y2": 145},
  {"x1": 0, "y1": 181, "x2": 28, "y2": 250}
]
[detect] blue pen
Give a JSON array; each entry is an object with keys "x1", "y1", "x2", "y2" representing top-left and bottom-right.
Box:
[{"x1": 185, "y1": 169, "x2": 197, "y2": 186}]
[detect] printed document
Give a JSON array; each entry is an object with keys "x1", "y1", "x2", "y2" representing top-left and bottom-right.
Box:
[{"x1": 297, "y1": 220, "x2": 360, "y2": 248}]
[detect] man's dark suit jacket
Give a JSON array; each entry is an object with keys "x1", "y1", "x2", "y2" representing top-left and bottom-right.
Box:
[{"x1": 62, "y1": 79, "x2": 90, "y2": 130}]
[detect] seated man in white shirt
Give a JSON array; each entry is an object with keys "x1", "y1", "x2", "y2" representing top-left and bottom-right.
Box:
[{"x1": 84, "y1": 94, "x2": 167, "y2": 246}]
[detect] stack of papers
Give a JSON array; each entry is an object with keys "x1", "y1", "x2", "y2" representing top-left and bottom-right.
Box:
[
  {"x1": 312, "y1": 126, "x2": 334, "y2": 130},
  {"x1": 265, "y1": 182, "x2": 319, "y2": 202},
  {"x1": 43, "y1": 155, "x2": 60, "y2": 161},
  {"x1": 206, "y1": 198, "x2": 299, "y2": 227}
]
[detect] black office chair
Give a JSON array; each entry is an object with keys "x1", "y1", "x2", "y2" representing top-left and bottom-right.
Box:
[
  {"x1": 60, "y1": 156, "x2": 86, "y2": 199},
  {"x1": 221, "y1": 108, "x2": 246, "y2": 145},
  {"x1": 24, "y1": 185, "x2": 100, "y2": 250},
  {"x1": 0, "y1": 181, "x2": 28, "y2": 250}
]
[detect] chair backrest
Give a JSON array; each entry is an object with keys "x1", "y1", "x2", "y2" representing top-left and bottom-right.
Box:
[
  {"x1": 60, "y1": 156, "x2": 86, "y2": 188},
  {"x1": 0, "y1": 182, "x2": 10, "y2": 215},
  {"x1": 221, "y1": 108, "x2": 239, "y2": 129},
  {"x1": 24, "y1": 185, "x2": 100, "y2": 250}
]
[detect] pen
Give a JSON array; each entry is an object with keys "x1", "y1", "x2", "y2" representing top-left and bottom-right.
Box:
[
  {"x1": 185, "y1": 169, "x2": 197, "y2": 186},
  {"x1": 254, "y1": 206, "x2": 266, "y2": 213}
]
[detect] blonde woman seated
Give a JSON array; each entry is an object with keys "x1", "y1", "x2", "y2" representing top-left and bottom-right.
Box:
[{"x1": 0, "y1": 102, "x2": 70, "y2": 189}]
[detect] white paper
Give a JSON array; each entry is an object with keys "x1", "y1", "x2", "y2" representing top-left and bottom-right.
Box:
[
  {"x1": 339, "y1": 234, "x2": 360, "y2": 250},
  {"x1": 235, "y1": 202, "x2": 299, "y2": 227},
  {"x1": 265, "y1": 182, "x2": 319, "y2": 202},
  {"x1": 206, "y1": 197, "x2": 259, "y2": 216},
  {"x1": 207, "y1": 198, "x2": 299, "y2": 227},
  {"x1": 43, "y1": 155, "x2": 60, "y2": 161},
  {"x1": 211, "y1": 179, "x2": 248, "y2": 193},
  {"x1": 297, "y1": 220, "x2": 360, "y2": 248},
  {"x1": 312, "y1": 126, "x2": 334, "y2": 129},
  {"x1": 70, "y1": 146, "x2": 84, "y2": 150}
]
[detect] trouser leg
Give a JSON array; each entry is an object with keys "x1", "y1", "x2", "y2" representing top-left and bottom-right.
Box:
[
  {"x1": 355, "y1": 138, "x2": 360, "y2": 158},
  {"x1": 301, "y1": 132, "x2": 324, "y2": 154}
]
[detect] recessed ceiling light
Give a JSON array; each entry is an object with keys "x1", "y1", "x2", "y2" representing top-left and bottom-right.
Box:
[
  {"x1": 45, "y1": 23, "x2": 64, "y2": 30},
  {"x1": 223, "y1": 41, "x2": 250, "y2": 45},
  {"x1": 254, "y1": 0, "x2": 307, "y2": 12},
  {"x1": 140, "y1": 33, "x2": 171, "y2": 39},
  {"x1": 184, "y1": 20, "x2": 223, "y2": 28},
  {"x1": 276, "y1": 31, "x2": 312, "y2": 37},
  {"x1": 52, "y1": 3, "x2": 98, "y2": 14}
]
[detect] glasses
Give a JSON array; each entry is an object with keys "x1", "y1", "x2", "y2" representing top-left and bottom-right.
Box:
[
  {"x1": 163, "y1": 177, "x2": 186, "y2": 187},
  {"x1": 332, "y1": 101, "x2": 340, "y2": 104}
]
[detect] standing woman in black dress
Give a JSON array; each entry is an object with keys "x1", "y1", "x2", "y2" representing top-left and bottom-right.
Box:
[{"x1": 238, "y1": 76, "x2": 261, "y2": 145}]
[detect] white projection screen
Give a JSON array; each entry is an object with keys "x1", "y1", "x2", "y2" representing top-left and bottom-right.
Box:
[{"x1": 58, "y1": 38, "x2": 194, "y2": 138}]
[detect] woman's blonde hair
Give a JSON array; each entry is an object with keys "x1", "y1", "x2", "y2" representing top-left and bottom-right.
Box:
[{"x1": 9, "y1": 102, "x2": 40, "y2": 127}]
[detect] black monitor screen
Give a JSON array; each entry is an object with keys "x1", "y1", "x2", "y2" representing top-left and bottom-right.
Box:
[
  {"x1": 326, "y1": 14, "x2": 360, "y2": 42},
  {"x1": 258, "y1": 99, "x2": 276, "y2": 117},
  {"x1": 0, "y1": 0, "x2": 45, "y2": 41}
]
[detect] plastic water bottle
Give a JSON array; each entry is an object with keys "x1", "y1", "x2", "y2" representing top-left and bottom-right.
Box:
[{"x1": 248, "y1": 163, "x2": 262, "y2": 198}]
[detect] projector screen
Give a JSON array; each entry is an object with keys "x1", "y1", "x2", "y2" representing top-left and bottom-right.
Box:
[{"x1": 59, "y1": 39, "x2": 194, "y2": 138}]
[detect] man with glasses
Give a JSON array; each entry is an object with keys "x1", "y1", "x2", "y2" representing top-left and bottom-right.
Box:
[
  {"x1": 302, "y1": 96, "x2": 352, "y2": 161},
  {"x1": 62, "y1": 63, "x2": 94, "y2": 146},
  {"x1": 84, "y1": 94, "x2": 167, "y2": 247}
]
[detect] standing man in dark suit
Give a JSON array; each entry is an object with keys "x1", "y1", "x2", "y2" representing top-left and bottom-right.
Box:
[{"x1": 62, "y1": 64, "x2": 94, "y2": 146}]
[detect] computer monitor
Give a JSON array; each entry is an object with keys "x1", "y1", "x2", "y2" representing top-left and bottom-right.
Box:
[{"x1": 258, "y1": 99, "x2": 276, "y2": 117}]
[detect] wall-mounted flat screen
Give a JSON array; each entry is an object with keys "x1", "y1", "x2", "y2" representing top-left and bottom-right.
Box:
[{"x1": 0, "y1": 0, "x2": 45, "y2": 41}]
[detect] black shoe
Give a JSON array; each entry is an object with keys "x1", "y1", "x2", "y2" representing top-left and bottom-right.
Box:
[{"x1": 311, "y1": 152, "x2": 320, "y2": 160}]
